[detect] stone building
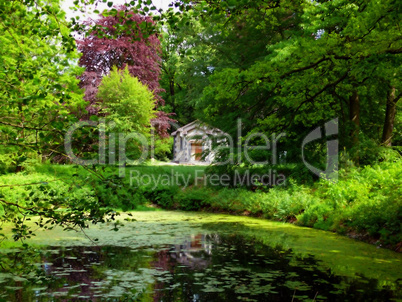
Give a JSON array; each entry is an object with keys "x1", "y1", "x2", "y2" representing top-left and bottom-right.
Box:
[{"x1": 171, "y1": 120, "x2": 226, "y2": 164}]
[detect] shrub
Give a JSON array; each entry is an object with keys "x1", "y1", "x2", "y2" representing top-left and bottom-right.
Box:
[
  {"x1": 174, "y1": 187, "x2": 211, "y2": 211},
  {"x1": 299, "y1": 158, "x2": 402, "y2": 241},
  {"x1": 143, "y1": 185, "x2": 179, "y2": 209},
  {"x1": 273, "y1": 188, "x2": 317, "y2": 222}
]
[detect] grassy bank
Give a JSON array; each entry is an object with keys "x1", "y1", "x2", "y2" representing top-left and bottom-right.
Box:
[
  {"x1": 142, "y1": 160, "x2": 402, "y2": 250},
  {"x1": 0, "y1": 163, "x2": 205, "y2": 210},
  {"x1": 0, "y1": 160, "x2": 400, "y2": 250}
]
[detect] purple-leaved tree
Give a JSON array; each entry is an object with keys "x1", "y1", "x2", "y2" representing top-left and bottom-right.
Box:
[{"x1": 77, "y1": 7, "x2": 173, "y2": 137}]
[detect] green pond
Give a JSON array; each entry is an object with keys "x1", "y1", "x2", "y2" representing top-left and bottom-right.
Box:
[{"x1": 0, "y1": 211, "x2": 401, "y2": 301}]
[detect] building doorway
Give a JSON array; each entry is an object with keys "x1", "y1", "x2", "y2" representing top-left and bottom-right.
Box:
[{"x1": 191, "y1": 142, "x2": 203, "y2": 161}]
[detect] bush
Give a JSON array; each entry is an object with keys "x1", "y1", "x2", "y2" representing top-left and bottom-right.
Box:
[
  {"x1": 297, "y1": 203, "x2": 337, "y2": 231},
  {"x1": 272, "y1": 187, "x2": 317, "y2": 222},
  {"x1": 174, "y1": 187, "x2": 211, "y2": 211},
  {"x1": 208, "y1": 188, "x2": 254, "y2": 212},
  {"x1": 297, "y1": 158, "x2": 402, "y2": 242},
  {"x1": 143, "y1": 185, "x2": 179, "y2": 209},
  {"x1": 205, "y1": 163, "x2": 294, "y2": 189}
]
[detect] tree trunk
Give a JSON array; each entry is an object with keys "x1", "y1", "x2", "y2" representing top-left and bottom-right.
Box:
[
  {"x1": 381, "y1": 86, "x2": 397, "y2": 146},
  {"x1": 169, "y1": 77, "x2": 177, "y2": 114},
  {"x1": 349, "y1": 91, "x2": 360, "y2": 163},
  {"x1": 169, "y1": 77, "x2": 175, "y2": 97},
  {"x1": 349, "y1": 91, "x2": 360, "y2": 142}
]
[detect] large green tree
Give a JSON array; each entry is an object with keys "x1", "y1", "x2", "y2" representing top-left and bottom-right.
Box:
[
  {"x1": 96, "y1": 67, "x2": 156, "y2": 162},
  {"x1": 185, "y1": 0, "x2": 401, "y2": 164},
  {"x1": 159, "y1": 2, "x2": 301, "y2": 127},
  {"x1": 0, "y1": 0, "x2": 118, "y2": 247},
  {"x1": 0, "y1": 0, "x2": 85, "y2": 166},
  {"x1": 97, "y1": 67, "x2": 156, "y2": 134}
]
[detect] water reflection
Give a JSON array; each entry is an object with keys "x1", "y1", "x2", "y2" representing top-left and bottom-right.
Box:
[
  {"x1": 0, "y1": 232, "x2": 399, "y2": 301},
  {"x1": 169, "y1": 234, "x2": 213, "y2": 269}
]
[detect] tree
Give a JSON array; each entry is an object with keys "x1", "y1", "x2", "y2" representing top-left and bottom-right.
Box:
[
  {"x1": 159, "y1": 26, "x2": 195, "y2": 126},
  {"x1": 96, "y1": 67, "x2": 156, "y2": 162},
  {"x1": 160, "y1": 1, "x2": 304, "y2": 130},
  {"x1": 97, "y1": 67, "x2": 156, "y2": 134},
  {"x1": 187, "y1": 0, "x2": 401, "y2": 164},
  {"x1": 0, "y1": 0, "x2": 119, "y2": 250},
  {"x1": 382, "y1": 86, "x2": 401, "y2": 146},
  {"x1": 0, "y1": 0, "x2": 85, "y2": 167},
  {"x1": 77, "y1": 7, "x2": 173, "y2": 136}
]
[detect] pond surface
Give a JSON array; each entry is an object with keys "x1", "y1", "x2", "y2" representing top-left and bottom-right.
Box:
[{"x1": 0, "y1": 212, "x2": 401, "y2": 301}]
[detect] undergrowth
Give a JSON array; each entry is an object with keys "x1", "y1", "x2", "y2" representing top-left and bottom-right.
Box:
[
  {"x1": 146, "y1": 159, "x2": 402, "y2": 247},
  {"x1": 0, "y1": 160, "x2": 400, "y2": 248}
]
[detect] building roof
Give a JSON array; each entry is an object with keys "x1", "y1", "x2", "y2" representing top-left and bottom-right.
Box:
[{"x1": 171, "y1": 120, "x2": 225, "y2": 137}]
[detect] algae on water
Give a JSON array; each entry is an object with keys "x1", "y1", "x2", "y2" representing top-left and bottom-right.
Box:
[{"x1": 0, "y1": 211, "x2": 401, "y2": 301}]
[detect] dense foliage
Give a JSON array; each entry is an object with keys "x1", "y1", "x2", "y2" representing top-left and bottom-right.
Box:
[
  {"x1": 96, "y1": 67, "x2": 161, "y2": 162},
  {"x1": 0, "y1": 0, "x2": 84, "y2": 168},
  {"x1": 77, "y1": 7, "x2": 173, "y2": 136},
  {"x1": 160, "y1": 0, "x2": 401, "y2": 165},
  {"x1": 97, "y1": 67, "x2": 156, "y2": 133}
]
